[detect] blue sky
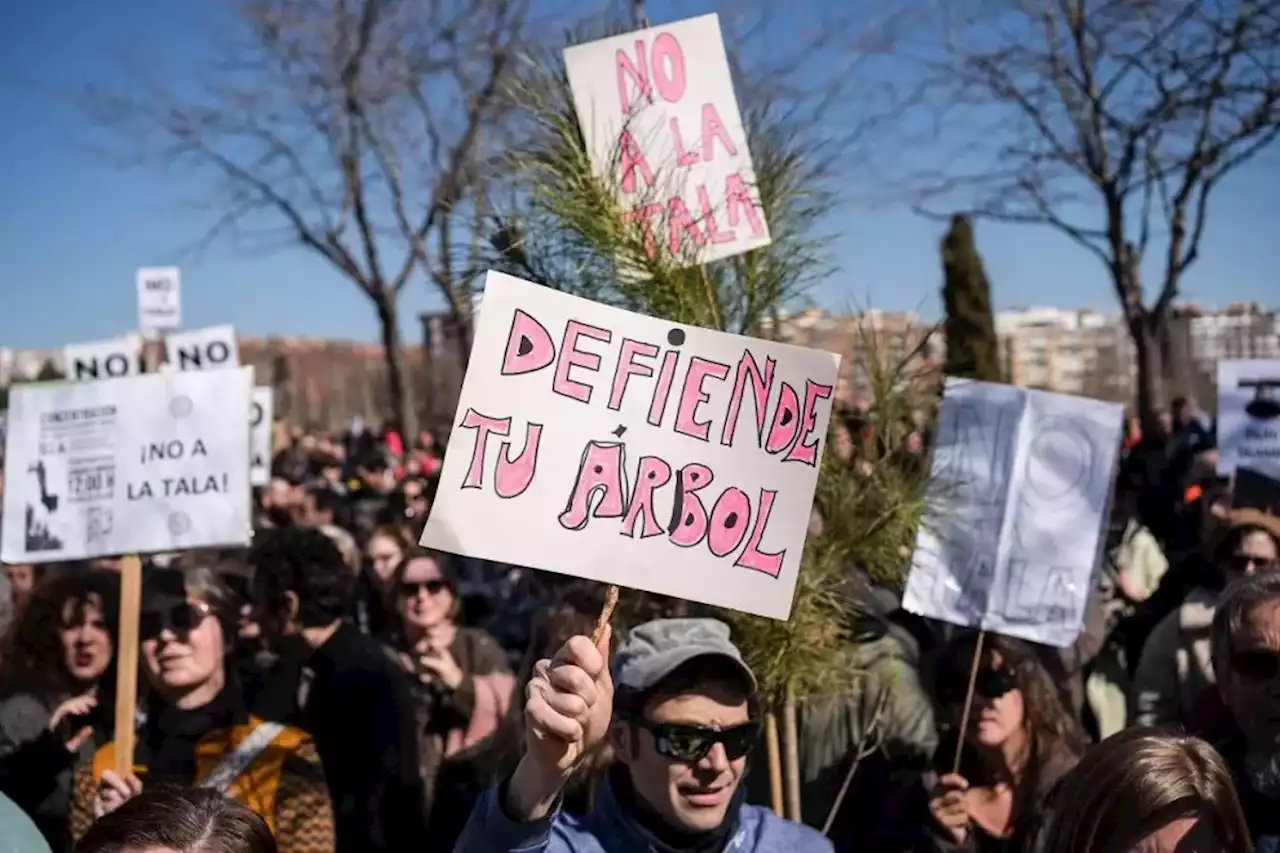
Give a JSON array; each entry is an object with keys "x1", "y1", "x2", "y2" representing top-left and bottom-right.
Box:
[{"x1": 1, "y1": 0, "x2": 1276, "y2": 352}]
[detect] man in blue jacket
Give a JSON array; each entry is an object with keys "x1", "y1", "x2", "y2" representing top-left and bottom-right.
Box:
[{"x1": 456, "y1": 617, "x2": 833, "y2": 852}]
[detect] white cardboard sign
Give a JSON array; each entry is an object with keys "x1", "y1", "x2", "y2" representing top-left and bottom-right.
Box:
[
  {"x1": 1218, "y1": 359, "x2": 1280, "y2": 478},
  {"x1": 250, "y1": 386, "x2": 274, "y2": 487},
  {"x1": 63, "y1": 335, "x2": 143, "y2": 382},
  {"x1": 564, "y1": 14, "x2": 771, "y2": 268},
  {"x1": 902, "y1": 379, "x2": 1123, "y2": 648},
  {"x1": 136, "y1": 266, "x2": 182, "y2": 333},
  {"x1": 1, "y1": 369, "x2": 253, "y2": 563},
  {"x1": 165, "y1": 325, "x2": 240, "y2": 372},
  {"x1": 420, "y1": 271, "x2": 838, "y2": 619}
]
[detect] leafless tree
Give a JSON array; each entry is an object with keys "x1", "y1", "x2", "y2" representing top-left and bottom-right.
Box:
[
  {"x1": 83, "y1": 0, "x2": 534, "y2": 439},
  {"x1": 874, "y1": 0, "x2": 1280, "y2": 417}
]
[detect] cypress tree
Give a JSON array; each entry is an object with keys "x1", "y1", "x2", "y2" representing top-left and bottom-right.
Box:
[{"x1": 941, "y1": 214, "x2": 1002, "y2": 381}]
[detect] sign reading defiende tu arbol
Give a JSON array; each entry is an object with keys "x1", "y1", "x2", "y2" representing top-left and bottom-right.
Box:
[
  {"x1": 564, "y1": 14, "x2": 772, "y2": 268},
  {"x1": 0, "y1": 368, "x2": 253, "y2": 563},
  {"x1": 420, "y1": 272, "x2": 839, "y2": 619}
]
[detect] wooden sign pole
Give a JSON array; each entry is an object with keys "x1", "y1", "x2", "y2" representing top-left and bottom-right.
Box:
[{"x1": 113, "y1": 553, "x2": 143, "y2": 775}]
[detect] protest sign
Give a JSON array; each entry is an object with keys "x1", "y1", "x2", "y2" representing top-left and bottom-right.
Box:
[
  {"x1": 1, "y1": 368, "x2": 253, "y2": 563},
  {"x1": 902, "y1": 379, "x2": 1123, "y2": 648},
  {"x1": 421, "y1": 271, "x2": 838, "y2": 619},
  {"x1": 564, "y1": 14, "x2": 771, "y2": 268},
  {"x1": 1218, "y1": 359, "x2": 1280, "y2": 478},
  {"x1": 136, "y1": 267, "x2": 182, "y2": 333},
  {"x1": 164, "y1": 325, "x2": 240, "y2": 372},
  {"x1": 63, "y1": 335, "x2": 143, "y2": 382},
  {"x1": 250, "y1": 386, "x2": 274, "y2": 487}
]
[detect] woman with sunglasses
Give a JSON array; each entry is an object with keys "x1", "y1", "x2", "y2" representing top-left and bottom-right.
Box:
[
  {"x1": 383, "y1": 547, "x2": 512, "y2": 822},
  {"x1": 67, "y1": 565, "x2": 335, "y2": 853},
  {"x1": 924, "y1": 633, "x2": 1086, "y2": 852},
  {"x1": 1131, "y1": 509, "x2": 1280, "y2": 730},
  {"x1": 0, "y1": 573, "x2": 116, "y2": 852}
]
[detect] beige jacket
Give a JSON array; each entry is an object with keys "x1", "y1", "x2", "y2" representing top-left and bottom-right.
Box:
[{"x1": 1129, "y1": 586, "x2": 1217, "y2": 728}]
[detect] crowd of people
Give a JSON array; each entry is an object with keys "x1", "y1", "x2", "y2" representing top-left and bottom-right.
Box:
[{"x1": 0, "y1": 397, "x2": 1278, "y2": 853}]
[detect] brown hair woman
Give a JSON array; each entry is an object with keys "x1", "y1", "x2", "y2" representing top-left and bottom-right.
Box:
[{"x1": 1039, "y1": 729, "x2": 1252, "y2": 853}]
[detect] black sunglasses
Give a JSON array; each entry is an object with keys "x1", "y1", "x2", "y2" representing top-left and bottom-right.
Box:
[
  {"x1": 399, "y1": 579, "x2": 448, "y2": 597},
  {"x1": 1232, "y1": 649, "x2": 1280, "y2": 683},
  {"x1": 940, "y1": 667, "x2": 1019, "y2": 707},
  {"x1": 1227, "y1": 554, "x2": 1279, "y2": 575},
  {"x1": 637, "y1": 719, "x2": 760, "y2": 763},
  {"x1": 140, "y1": 601, "x2": 215, "y2": 641}
]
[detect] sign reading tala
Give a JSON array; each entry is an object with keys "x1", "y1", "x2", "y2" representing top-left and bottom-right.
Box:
[
  {"x1": 902, "y1": 379, "x2": 1123, "y2": 648},
  {"x1": 250, "y1": 386, "x2": 274, "y2": 487},
  {"x1": 421, "y1": 272, "x2": 839, "y2": 619},
  {"x1": 137, "y1": 266, "x2": 182, "y2": 333},
  {"x1": 1, "y1": 369, "x2": 253, "y2": 563},
  {"x1": 564, "y1": 14, "x2": 771, "y2": 268}
]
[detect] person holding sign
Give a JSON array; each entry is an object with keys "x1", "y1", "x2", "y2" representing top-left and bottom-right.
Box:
[
  {"x1": 924, "y1": 633, "x2": 1086, "y2": 852},
  {"x1": 68, "y1": 564, "x2": 334, "y2": 853},
  {"x1": 455, "y1": 618, "x2": 833, "y2": 853}
]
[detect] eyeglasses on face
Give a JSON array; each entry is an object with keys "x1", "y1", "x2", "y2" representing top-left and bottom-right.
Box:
[
  {"x1": 140, "y1": 601, "x2": 215, "y2": 642},
  {"x1": 1227, "y1": 553, "x2": 1280, "y2": 575},
  {"x1": 939, "y1": 666, "x2": 1020, "y2": 707},
  {"x1": 637, "y1": 719, "x2": 761, "y2": 763},
  {"x1": 399, "y1": 579, "x2": 447, "y2": 597},
  {"x1": 1231, "y1": 648, "x2": 1280, "y2": 683}
]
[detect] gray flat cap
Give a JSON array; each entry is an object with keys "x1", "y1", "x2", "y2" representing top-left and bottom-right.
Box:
[{"x1": 612, "y1": 618, "x2": 757, "y2": 701}]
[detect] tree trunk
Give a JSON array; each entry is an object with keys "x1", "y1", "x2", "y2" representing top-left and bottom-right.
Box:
[
  {"x1": 1130, "y1": 313, "x2": 1168, "y2": 427},
  {"x1": 449, "y1": 289, "x2": 476, "y2": 373},
  {"x1": 375, "y1": 292, "x2": 419, "y2": 442}
]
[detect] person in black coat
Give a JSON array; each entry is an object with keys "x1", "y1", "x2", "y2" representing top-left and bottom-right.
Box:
[{"x1": 249, "y1": 527, "x2": 427, "y2": 853}]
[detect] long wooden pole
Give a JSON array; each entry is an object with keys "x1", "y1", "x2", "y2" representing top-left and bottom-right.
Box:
[
  {"x1": 951, "y1": 630, "x2": 987, "y2": 775},
  {"x1": 764, "y1": 709, "x2": 784, "y2": 817},
  {"x1": 113, "y1": 554, "x2": 143, "y2": 775}
]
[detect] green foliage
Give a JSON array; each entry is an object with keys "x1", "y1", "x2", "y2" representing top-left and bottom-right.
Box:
[
  {"x1": 941, "y1": 214, "x2": 1001, "y2": 382},
  {"x1": 489, "y1": 33, "x2": 928, "y2": 707}
]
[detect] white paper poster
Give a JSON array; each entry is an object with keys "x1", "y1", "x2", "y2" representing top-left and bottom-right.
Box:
[
  {"x1": 564, "y1": 14, "x2": 771, "y2": 268},
  {"x1": 63, "y1": 335, "x2": 143, "y2": 382},
  {"x1": 165, "y1": 325, "x2": 239, "y2": 372},
  {"x1": 421, "y1": 272, "x2": 838, "y2": 620},
  {"x1": 136, "y1": 266, "x2": 182, "y2": 333},
  {"x1": 1218, "y1": 359, "x2": 1280, "y2": 478},
  {"x1": 1, "y1": 369, "x2": 253, "y2": 563},
  {"x1": 250, "y1": 386, "x2": 274, "y2": 487},
  {"x1": 902, "y1": 379, "x2": 1123, "y2": 648}
]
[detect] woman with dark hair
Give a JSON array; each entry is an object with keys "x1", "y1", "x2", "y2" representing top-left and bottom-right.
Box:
[
  {"x1": 382, "y1": 547, "x2": 511, "y2": 820},
  {"x1": 1131, "y1": 509, "x2": 1280, "y2": 729},
  {"x1": 0, "y1": 572, "x2": 117, "y2": 851},
  {"x1": 69, "y1": 564, "x2": 334, "y2": 853},
  {"x1": 1038, "y1": 729, "x2": 1251, "y2": 853},
  {"x1": 75, "y1": 787, "x2": 277, "y2": 853},
  {"x1": 353, "y1": 524, "x2": 414, "y2": 638},
  {"x1": 923, "y1": 632, "x2": 1086, "y2": 852}
]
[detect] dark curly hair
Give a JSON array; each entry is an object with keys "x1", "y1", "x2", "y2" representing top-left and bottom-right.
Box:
[
  {"x1": 933, "y1": 632, "x2": 1087, "y2": 785},
  {"x1": 0, "y1": 571, "x2": 119, "y2": 702},
  {"x1": 250, "y1": 526, "x2": 354, "y2": 629}
]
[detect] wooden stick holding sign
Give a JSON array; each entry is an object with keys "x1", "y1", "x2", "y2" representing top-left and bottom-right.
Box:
[
  {"x1": 113, "y1": 554, "x2": 144, "y2": 774},
  {"x1": 591, "y1": 584, "x2": 619, "y2": 645},
  {"x1": 951, "y1": 629, "x2": 987, "y2": 775}
]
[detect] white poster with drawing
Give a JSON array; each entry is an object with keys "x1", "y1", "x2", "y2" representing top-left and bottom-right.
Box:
[
  {"x1": 902, "y1": 379, "x2": 1123, "y2": 647},
  {"x1": 136, "y1": 267, "x2": 182, "y2": 333},
  {"x1": 164, "y1": 325, "x2": 239, "y2": 372},
  {"x1": 63, "y1": 335, "x2": 144, "y2": 382},
  {"x1": 1218, "y1": 359, "x2": 1280, "y2": 479},
  {"x1": 250, "y1": 386, "x2": 274, "y2": 487},
  {"x1": 421, "y1": 271, "x2": 838, "y2": 619},
  {"x1": 0, "y1": 369, "x2": 253, "y2": 563},
  {"x1": 564, "y1": 14, "x2": 771, "y2": 268}
]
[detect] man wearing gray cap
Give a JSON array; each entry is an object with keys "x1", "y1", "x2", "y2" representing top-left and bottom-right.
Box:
[{"x1": 456, "y1": 617, "x2": 832, "y2": 852}]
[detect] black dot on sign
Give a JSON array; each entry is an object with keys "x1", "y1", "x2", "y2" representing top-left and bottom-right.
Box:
[
  {"x1": 724, "y1": 512, "x2": 739, "y2": 529},
  {"x1": 667, "y1": 328, "x2": 686, "y2": 346},
  {"x1": 648, "y1": 471, "x2": 657, "y2": 479},
  {"x1": 684, "y1": 512, "x2": 695, "y2": 526},
  {"x1": 781, "y1": 410, "x2": 793, "y2": 426},
  {"x1": 517, "y1": 336, "x2": 534, "y2": 357},
  {"x1": 690, "y1": 472, "x2": 699, "y2": 482},
  {"x1": 593, "y1": 465, "x2": 603, "y2": 474}
]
